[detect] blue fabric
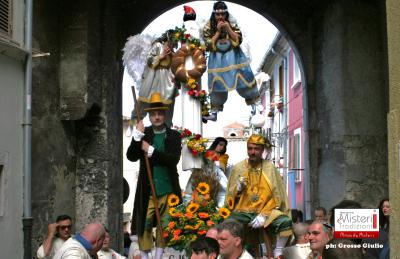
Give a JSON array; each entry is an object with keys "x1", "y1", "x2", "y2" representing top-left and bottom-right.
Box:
[
  {"x1": 74, "y1": 233, "x2": 93, "y2": 251},
  {"x1": 207, "y1": 46, "x2": 256, "y2": 93},
  {"x1": 379, "y1": 241, "x2": 390, "y2": 259}
]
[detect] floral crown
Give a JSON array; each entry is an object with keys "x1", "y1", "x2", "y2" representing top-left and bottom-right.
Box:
[{"x1": 213, "y1": 9, "x2": 227, "y2": 14}]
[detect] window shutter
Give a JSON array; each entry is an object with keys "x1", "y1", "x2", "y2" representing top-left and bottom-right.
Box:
[
  {"x1": 289, "y1": 136, "x2": 294, "y2": 168},
  {"x1": 0, "y1": 0, "x2": 11, "y2": 36}
]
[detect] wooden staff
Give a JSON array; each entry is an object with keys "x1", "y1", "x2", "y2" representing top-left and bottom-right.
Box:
[{"x1": 131, "y1": 86, "x2": 164, "y2": 244}]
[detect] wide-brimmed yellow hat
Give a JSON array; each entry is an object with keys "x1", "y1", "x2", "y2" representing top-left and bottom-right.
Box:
[
  {"x1": 143, "y1": 92, "x2": 169, "y2": 112},
  {"x1": 247, "y1": 134, "x2": 274, "y2": 148}
]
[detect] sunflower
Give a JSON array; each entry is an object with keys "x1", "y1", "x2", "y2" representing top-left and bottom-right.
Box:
[
  {"x1": 186, "y1": 202, "x2": 200, "y2": 213},
  {"x1": 219, "y1": 207, "x2": 231, "y2": 219},
  {"x1": 227, "y1": 196, "x2": 234, "y2": 210},
  {"x1": 196, "y1": 182, "x2": 210, "y2": 195},
  {"x1": 169, "y1": 207, "x2": 183, "y2": 218},
  {"x1": 168, "y1": 194, "x2": 179, "y2": 207}
]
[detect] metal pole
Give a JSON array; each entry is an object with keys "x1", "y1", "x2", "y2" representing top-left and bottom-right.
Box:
[{"x1": 23, "y1": 0, "x2": 34, "y2": 258}]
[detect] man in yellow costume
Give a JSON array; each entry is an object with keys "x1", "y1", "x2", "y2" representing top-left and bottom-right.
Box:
[{"x1": 225, "y1": 134, "x2": 292, "y2": 258}]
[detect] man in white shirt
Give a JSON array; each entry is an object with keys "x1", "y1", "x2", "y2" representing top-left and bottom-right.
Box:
[
  {"x1": 98, "y1": 229, "x2": 126, "y2": 259},
  {"x1": 53, "y1": 222, "x2": 106, "y2": 259},
  {"x1": 37, "y1": 215, "x2": 73, "y2": 259},
  {"x1": 282, "y1": 223, "x2": 311, "y2": 259},
  {"x1": 216, "y1": 220, "x2": 254, "y2": 259}
]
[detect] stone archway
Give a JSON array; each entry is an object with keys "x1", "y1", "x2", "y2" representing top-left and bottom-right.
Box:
[
  {"x1": 31, "y1": 0, "x2": 388, "y2": 253},
  {"x1": 119, "y1": 0, "x2": 388, "y2": 211}
]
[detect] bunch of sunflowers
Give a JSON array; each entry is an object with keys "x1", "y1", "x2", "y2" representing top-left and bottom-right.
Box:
[{"x1": 162, "y1": 182, "x2": 231, "y2": 251}]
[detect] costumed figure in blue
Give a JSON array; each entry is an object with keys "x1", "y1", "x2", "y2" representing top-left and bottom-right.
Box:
[{"x1": 203, "y1": 1, "x2": 259, "y2": 121}]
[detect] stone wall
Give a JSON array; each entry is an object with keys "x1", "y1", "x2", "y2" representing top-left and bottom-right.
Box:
[
  {"x1": 32, "y1": 0, "x2": 124, "y2": 254},
  {"x1": 386, "y1": 0, "x2": 400, "y2": 258},
  {"x1": 311, "y1": 0, "x2": 388, "y2": 208}
]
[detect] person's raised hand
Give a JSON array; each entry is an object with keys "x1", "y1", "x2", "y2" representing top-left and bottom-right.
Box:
[
  {"x1": 47, "y1": 222, "x2": 59, "y2": 237},
  {"x1": 136, "y1": 120, "x2": 144, "y2": 133}
]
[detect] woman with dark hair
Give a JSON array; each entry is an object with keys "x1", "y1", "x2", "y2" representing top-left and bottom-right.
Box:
[
  {"x1": 378, "y1": 198, "x2": 390, "y2": 231},
  {"x1": 202, "y1": 1, "x2": 259, "y2": 122},
  {"x1": 362, "y1": 198, "x2": 390, "y2": 259},
  {"x1": 184, "y1": 137, "x2": 230, "y2": 207},
  {"x1": 204, "y1": 137, "x2": 230, "y2": 207},
  {"x1": 205, "y1": 137, "x2": 229, "y2": 172}
]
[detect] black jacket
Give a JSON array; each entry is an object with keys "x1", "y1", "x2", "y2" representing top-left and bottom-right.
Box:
[{"x1": 126, "y1": 126, "x2": 182, "y2": 236}]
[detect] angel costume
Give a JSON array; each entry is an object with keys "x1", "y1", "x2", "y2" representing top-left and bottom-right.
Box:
[
  {"x1": 138, "y1": 41, "x2": 177, "y2": 126},
  {"x1": 122, "y1": 32, "x2": 177, "y2": 127}
]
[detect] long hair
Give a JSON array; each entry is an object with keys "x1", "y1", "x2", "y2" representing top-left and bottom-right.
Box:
[
  {"x1": 209, "y1": 1, "x2": 229, "y2": 34},
  {"x1": 378, "y1": 198, "x2": 389, "y2": 230},
  {"x1": 208, "y1": 137, "x2": 228, "y2": 154},
  {"x1": 154, "y1": 29, "x2": 175, "y2": 45}
]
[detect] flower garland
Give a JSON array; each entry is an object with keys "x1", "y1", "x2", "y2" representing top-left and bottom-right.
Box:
[
  {"x1": 171, "y1": 25, "x2": 201, "y2": 47},
  {"x1": 176, "y1": 127, "x2": 208, "y2": 156},
  {"x1": 184, "y1": 79, "x2": 211, "y2": 116},
  {"x1": 162, "y1": 183, "x2": 231, "y2": 251}
]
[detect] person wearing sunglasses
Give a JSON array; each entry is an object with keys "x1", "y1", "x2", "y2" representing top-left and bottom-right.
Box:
[{"x1": 37, "y1": 214, "x2": 73, "y2": 259}]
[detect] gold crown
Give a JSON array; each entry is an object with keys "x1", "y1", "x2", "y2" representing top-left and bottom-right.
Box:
[{"x1": 247, "y1": 134, "x2": 274, "y2": 148}]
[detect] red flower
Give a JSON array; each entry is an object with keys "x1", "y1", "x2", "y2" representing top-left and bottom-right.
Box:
[
  {"x1": 195, "y1": 134, "x2": 201, "y2": 140},
  {"x1": 184, "y1": 34, "x2": 190, "y2": 39},
  {"x1": 191, "y1": 150, "x2": 198, "y2": 156},
  {"x1": 198, "y1": 230, "x2": 207, "y2": 235},
  {"x1": 207, "y1": 220, "x2": 215, "y2": 226},
  {"x1": 184, "y1": 129, "x2": 192, "y2": 136},
  {"x1": 188, "y1": 89, "x2": 195, "y2": 96},
  {"x1": 205, "y1": 150, "x2": 218, "y2": 161}
]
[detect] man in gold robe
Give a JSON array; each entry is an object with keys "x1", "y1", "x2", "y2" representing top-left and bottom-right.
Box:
[{"x1": 225, "y1": 134, "x2": 292, "y2": 258}]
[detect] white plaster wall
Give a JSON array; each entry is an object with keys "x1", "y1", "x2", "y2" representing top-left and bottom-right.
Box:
[{"x1": 0, "y1": 54, "x2": 25, "y2": 259}]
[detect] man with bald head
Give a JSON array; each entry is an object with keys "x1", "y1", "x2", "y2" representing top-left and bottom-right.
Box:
[
  {"x1": 282, "y1": 223, "x2": 311, "y2": 259},
  {"x1": 53, "y1": 222, "x2": 106, "y2": 259}
]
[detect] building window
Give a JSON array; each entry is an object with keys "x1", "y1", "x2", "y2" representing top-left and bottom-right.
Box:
[
  {"x1": 289, "y1": 132, "x2": 301, "y2": 182},
  {"x1": 291, "y1": 54, "x2": 301, "y2": 88},
  {"x1": 0, "y1": 0, "x2": 12, "y2": 38},
  {"x1": 279, "y1": 64, "x2": 284, "y2": 98}
]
